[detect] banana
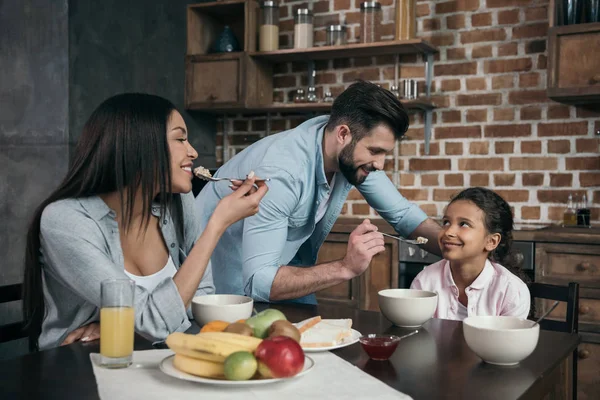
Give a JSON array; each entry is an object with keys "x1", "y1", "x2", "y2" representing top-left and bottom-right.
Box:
[
  {"x1": 173, "y1": 354, "x2": 225, "y2": 378},
  {"x1": 167, "y1": 343, "x2": 226, "y2": 363},
  {"x1": 166, "y1": 332, "x2": 249, "y2": 358},
  {"x1": 197, "y1": 332, "x2": 262, "y2": 351}
]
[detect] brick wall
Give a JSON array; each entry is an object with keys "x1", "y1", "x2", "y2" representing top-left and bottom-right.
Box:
[{"x1": 215, "y1": 0, "x2": 600, "y2": 225}]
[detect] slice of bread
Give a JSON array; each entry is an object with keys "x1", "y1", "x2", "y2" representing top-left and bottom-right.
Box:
[{"x1": 294, "y1": 317, "x2": 353, "y2": 348}]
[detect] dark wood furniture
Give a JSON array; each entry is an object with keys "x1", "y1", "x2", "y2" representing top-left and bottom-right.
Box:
[
  {"x1": 0, "y1": 302, "x2": 580, "y2": 400},
  {"x1": 0, "y1": 284, "x2": 26, "y2": 343}
]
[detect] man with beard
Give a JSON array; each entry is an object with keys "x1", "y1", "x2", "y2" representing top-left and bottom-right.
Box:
[{"x1": 194, "y1": 80, "x2": 441, "y2": 303}]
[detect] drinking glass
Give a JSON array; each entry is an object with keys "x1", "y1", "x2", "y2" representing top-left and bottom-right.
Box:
[{"x1": 100, "y1": 279, "x2": 135, "y2": 368}]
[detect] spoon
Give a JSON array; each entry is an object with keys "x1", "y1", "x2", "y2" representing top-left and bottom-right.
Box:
[
  {"x1": 533, "y1": 300, "x2": 560, "y2": 326},
  {"x1": 380, "y1": 232, "x2": 428, "y2": 246},
  {"x1": 397, "y1": 330, "x2": 419, "y2": 340}
]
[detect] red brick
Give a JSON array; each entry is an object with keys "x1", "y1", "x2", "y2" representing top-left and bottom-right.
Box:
[
  {"x1": 420, "y1": 33, "x2": 456, "y2": 47},
  {"x1": 581, "y1": 173, "x2": 600, "y2": 187},
  {"x1": 420, "y1": 204, "x2": 439, "y2": 216},
  {"x1": 513, "y1": 23, "x2": 548, "y2": 39},
  {"x1": 342, "y1": 68, "x2": 380, "y2": 82},
  {"x1": 519, "y1": 72, "x2": 539, "y2": 88},
  {"x1": 459, "y1": 158, "x2": 504, "y2": 171},
  {"x1": 469, "y1": 141, "x2": 489, "y2": 155},
  {"x1": 422, "y1": 174, "x2": 439, "y2": 186},
  {"x1": 538, "y1": 122, "x2": 589, "y2": 137},
  {"x1": 313, "y1": 1, "x2": 330, "y2": 13},
  {"x1": 508, "y1": 90, "x2": 549, "y2": 105},
  {"x1": 420, "y1": 142, "x2": 440, "y2": 156},
  {"x1": 485, "y1": 124, "x2": 531, "y2": 138},
  {"x1": 445, "y1": 142, "x2": 464, "y2": 155},
  {"x1": 493, "y1": 108, "x2": 515, "y2": 121},
  {"x1": 485, "y1": 58, "x2": 532, "y2": 74},
  {"x1": 547, "y1": 139, "x2": 571, "y2": 154},
  {"x1": 525, "y1": 39, "x2": 546, "y2": 54},
  {"x1": 525, "y1": 6, "x2": 548, "y2": 21},
  {"x1": 472, "y1": 45, "x2": 493, "y2": 59},
  {"x1": 523, "y1": 173, "x2": 544, "y2": 186},
  {"x1": 442, "y1": 110, "x2": 462, "y2": 123},
  {"x1": 457, "y1": 93, "x2": 502, "y2": 106},
  {"x1": 494, "y1": 173, "x2": 516, "y2": 186},
  {"x1": 472, "y1": 12, "x2": 492, "y2": 27},
  {"x1": 495, "y1": 141, "x2": 514, "y2": 154},
  {"x1": 354, "y1": 57, "x2": 373, "y2": 67},
  {"x1": 315, "y1": 72, "x2": 337, "y2": 85},
  {"x1": 435, "y1": 0, "x2": 480, "y2": 14},
  {"x1": 409, "y1": 159, "x2": 452, "y2": 171},
  {"x1": 400, "y1": 189, "x2": 430, "y2": 201},
  {"x1": 565, "y1": 157, "x2": 600, "y2": 170},
  {"x1": 399, "y1": 173, "x2": 415, "y2": 186},
  {"x1": 446, "y1": 14, "x2": 466, "y2": 30},
  {"x1": 495, "y1": 190, "x2": 530, "y2": 202},
  {"x1": 471, "y1": 173, "x2": 489, "y2": 186},
  {"x1": 547, "y1": 105, "x2": 571, "y2": 119},
  {"x1": 487, "y1": 0, "x2": 537, "y2": 7},
  {"x1": 576, "y1": 138, "x2": 600, "y2": 153},
  {"x1": 352, "y1": 203, "x2": 372, "y2": 215},
  {"x1": 435, "y1": 126, "x2": 482, "y2": 139},
  {"x1": 399, "y1": 141, "x2": 417, "y2": 156},
  {"x1": 538, "y1": 190, "x2": 587, "y2": 204},
  {"x1": 492, "y1": 75, "x2": 515, "y2": 89},
  {"x1": 347, "y1": 188, "x2": 365, "y2": 201},
  {"x1": 466, "y1": 109, "x2": 487, "y2": 122},
  {"x1": 447, "y1": 47, "x2": 466, "y2": 61},
  {"x1": 550, "y1": 173, "x2": 573, "y2": 187},
  {"x1": 445, "y1": 174, "x2": 465, "y2": 186},
  {"x1": 340, "y1": 203, "x2": 349, "y2": 215},
  {"x1": 441, "y1": 79, "x2": 462, "y2": 91},
  {"x1": 433, "y1": 189, "x2": 461, "y2": 202},
  {"x1": 466, "y1": 77, "x2": 487, "y2": 90},
  {"x1": 521, "y1": 140, "x2": 542, "y2": 153},
  {"x1": 510, "y1": 157, "x2": 558, "y2": 170},
  {"x1": 498, "y1": 10, "x2": 520, "y2": 24},
  {"x1": 417, "y1": 3, "x2": 431, "y2": 17},
  {"x1": 435, "y1": 62, "x2": 478, "y2": 76},
  {"x1": 520, "y1": 106, "x2": 542, "y2": 120},
  {"x1": 498, "y1": 42, "x2": 519, "y2": 56},
  {"x1": 233, "y1": 120, "x2": 249, "y2": 131},
  {"x1": 575, "y1": 107, "x2": 600, "y2": 118},
  {"x1": 460, "y1": 29, "x2": 506, "y2": 44},
  {"x1": 521, "y1": 206, "x2": 541, "y2": 220},
  {"x1": 422, "y1": 18, "x2": 442, "y2": 32}
]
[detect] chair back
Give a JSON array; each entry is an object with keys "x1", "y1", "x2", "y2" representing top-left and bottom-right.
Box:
[
  {"x1": 0, "y1": 283, "x2": 27, "y2": 343},
  {"x1": 528, "y1": 281, "x2": 579, "y2": 334}
]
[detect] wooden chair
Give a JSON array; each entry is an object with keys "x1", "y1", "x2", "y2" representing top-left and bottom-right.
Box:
[
  {"x1": 528, "y1": 281, "x2": 580, "y2": 400},
  {"x1": 0, "y1": 283, "x2": 27, "y2": 343}
]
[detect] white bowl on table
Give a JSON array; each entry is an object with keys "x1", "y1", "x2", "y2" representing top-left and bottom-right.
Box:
[
  {"x1": 378, "y1": 289, "x2": 438, "y2": 328},
  {"x1": 191, "y1": 294, "x2": 253, "y2": 326},
  {"x1": 463, "y1": 316, "x2": 540, "y2": 366}
]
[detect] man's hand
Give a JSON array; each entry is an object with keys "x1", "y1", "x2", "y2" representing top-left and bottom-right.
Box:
[{"x1": 341, "y1": 219, "x2": 385, "y2": 278}]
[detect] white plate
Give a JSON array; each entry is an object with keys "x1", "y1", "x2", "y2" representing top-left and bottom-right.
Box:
[
  {"x1": 301, "y1": 328, "x2": 362, "y2": 353},
  {"x1": 159, "y1": 354, "x2": 314, "y2": 386}
]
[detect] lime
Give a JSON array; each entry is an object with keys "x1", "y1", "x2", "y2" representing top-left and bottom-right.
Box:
[{"x1": 223, "y1": 351, "x2": 258, "y2": 381}]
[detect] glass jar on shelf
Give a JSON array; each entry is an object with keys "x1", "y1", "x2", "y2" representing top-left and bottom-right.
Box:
[
  {"x1": 326, "y1": 25, "x2": 347, "y2": 46},
  {"x1": 294, "y1": 8, "x2": 314, "y2": 48},
  {"x1": 294, "y1": 88, "x2": 306, "y2": 103},
  {"x1": 323, "y1": 91, "x2": 334, "y2": 102},
  {"x1": 307, "y1": 86, "x2": 318, "y2": 102},
  {"x1": 360, "y1": 2, "x2": 382, "y2": 43},
  {"x1": 259, "y1": 1, "x2": 279, "y2": 52}
]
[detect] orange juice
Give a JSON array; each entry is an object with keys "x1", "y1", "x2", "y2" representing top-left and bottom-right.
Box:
[{"x1": 100, "y1": 307, "x2": 135, "y2": 358}]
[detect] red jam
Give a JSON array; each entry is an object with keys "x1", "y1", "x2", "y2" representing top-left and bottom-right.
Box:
[{"x1": 359, "y1": 334, "x2": 401, "y2": 360}]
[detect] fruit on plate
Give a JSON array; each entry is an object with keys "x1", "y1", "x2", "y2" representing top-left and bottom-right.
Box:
[
  {"x1": 173, "y1": 353, "x2": 225, "y2": 378},
  {"x1": 267, "y1": 320, "x2": 301, "y2": 343},
  {"x1": 246, "y1": 309, "x2": 287, "y2": 338},
  {"x1": 199, "y1": 320, "x2": 229, "y2": 333},
  {"x1": 223, "y1": 351, "x2": 258, "y2": 381},
  {"x1": 254, "y1": 336, "x2": 305, "y2": 378},
  {"x1": 224, "y1": 322, "x2": 254, "y2": 336}
]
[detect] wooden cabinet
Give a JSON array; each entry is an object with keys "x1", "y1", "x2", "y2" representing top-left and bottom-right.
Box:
[
  {"x1": 547, "y1": 22, "x2": 600, "y2": 104},
  {"x1": 535, "y1": 241, "x2": 600, "y2": 400}
]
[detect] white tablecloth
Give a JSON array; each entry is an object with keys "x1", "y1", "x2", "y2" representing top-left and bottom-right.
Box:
[{"x1": 90, "y1": 350, "x2": 412, "y2": 400}]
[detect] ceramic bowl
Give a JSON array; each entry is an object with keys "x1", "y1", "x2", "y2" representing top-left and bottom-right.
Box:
[
  {"x1": 191, "y1": 294, "x2": 253, "y2": 326},
  {"x1": 378, "y1": 289, "x2": 438, "y2": 327}
]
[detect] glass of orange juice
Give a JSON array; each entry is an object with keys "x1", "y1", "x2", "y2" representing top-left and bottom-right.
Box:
[{"x1": 100, "y1": 279, "x2": 135, "y2": 368}]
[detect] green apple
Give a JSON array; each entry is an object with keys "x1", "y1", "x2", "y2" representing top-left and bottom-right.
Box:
[{"x1": 245, "y1": 309, "x2": 287, "y2": 338}]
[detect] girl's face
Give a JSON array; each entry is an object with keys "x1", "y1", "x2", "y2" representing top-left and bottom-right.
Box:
[
  {"x1": 167, "y1": 111, "x2": 198, "y2": 193},
  {"x1": 439, "y1": 200, "x2": 500, "y2": 266}
]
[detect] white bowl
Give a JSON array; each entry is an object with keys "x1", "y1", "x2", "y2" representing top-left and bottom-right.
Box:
[
  {"x1": 463, "y1": 316, "x2": 540, "y2": 366},
  {"x1": 378, "y1": 289, "x2": 438, "y2": 327},
  {"x1": 191, "y1": 294, "x2": 253, "y2": 326}
]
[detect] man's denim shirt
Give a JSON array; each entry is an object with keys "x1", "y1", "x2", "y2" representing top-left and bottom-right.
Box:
[{"x1": 195, "y1": 115, "x2": 427, "y2": 304}]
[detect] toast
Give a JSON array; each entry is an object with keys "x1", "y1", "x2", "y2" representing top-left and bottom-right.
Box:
[{"x1": 294, "y1": 317, "x2": 353, "y2": 348}]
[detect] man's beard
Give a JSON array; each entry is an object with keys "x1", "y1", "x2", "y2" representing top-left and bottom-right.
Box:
[{"x1": 338, "y1": 141, "x2": 373, "y2": 186}]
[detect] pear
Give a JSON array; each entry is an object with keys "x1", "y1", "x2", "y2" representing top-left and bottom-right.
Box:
[{"x1": 245, "y1": 309, "x2": 287, "y2": 338}]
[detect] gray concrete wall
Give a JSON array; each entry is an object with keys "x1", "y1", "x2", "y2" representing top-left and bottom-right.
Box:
[
  {"x1": 0, "y1": 0, "x2": 70, "y2": 359},
  {"x1": 69, "y1": 0, "x2": 216, "y2": 164}
]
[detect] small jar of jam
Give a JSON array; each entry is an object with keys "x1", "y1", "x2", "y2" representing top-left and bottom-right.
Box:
[{"x1": 359, "y1": 334, "x2": 401, "y2": 360}]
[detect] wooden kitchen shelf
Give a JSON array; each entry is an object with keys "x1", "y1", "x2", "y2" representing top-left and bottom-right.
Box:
[
  {"x1": 186, "y1": 98, "x2": 436, "y2": 114},
  {"x1": 249, "y1": 39, "x2": 437, "y2": 63}
]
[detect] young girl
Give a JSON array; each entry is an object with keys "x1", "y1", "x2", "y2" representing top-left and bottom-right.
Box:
[
  {"x1": 23, "y1": 93, "x2": 268, "y2": 351},
  {"x1": 410, "y1": 187, "x2": 530, "y2": 320}
]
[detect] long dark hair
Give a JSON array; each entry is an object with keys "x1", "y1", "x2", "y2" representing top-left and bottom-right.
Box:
[
  {"x1": 449, "y1": 187, "x2": 527, "y2": 280},
  {"x1": 23, "y1": 93, "x2": 177, "y2": 350}
]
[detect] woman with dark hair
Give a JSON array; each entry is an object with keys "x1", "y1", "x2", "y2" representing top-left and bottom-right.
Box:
[
  {"x1": 23, "y1": 93, "x2": 267, "y2": 350},
  {"x1": 411, "y1": 187, "x2": 530, "y2": 320}
]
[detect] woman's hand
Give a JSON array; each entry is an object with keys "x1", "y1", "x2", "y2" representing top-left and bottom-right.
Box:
[
  {"x1": 212, "y1": 174, "x2": 268, "y2": 227},
  {"x1": 61, "y1": 322, "x2": 100, "y2": 346}
]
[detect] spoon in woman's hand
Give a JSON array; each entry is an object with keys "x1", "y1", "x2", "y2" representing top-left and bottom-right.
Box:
[{"x1": 533, "y1": 300, "x2": 560, "y2": 326}]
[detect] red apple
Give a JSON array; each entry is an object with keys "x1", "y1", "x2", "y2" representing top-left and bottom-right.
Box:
[{"x1": 254, "y1": 336, "x2": 305, "y2": 378}]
